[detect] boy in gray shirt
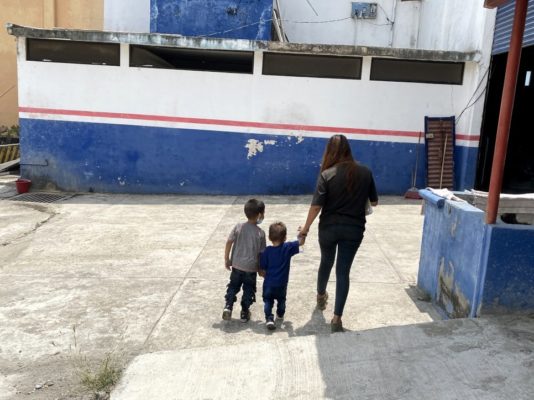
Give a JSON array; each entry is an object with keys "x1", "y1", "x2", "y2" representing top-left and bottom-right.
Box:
[{"x1": 223, "y1": 199, "x2": 266, "y2": 322}]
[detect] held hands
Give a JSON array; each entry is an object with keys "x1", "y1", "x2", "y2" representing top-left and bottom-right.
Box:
[
  {"x1": 298, "y1": 225, "x2": 309, "y2": 237},
  {"x1": 297, "y1": 226, "x2": 307, "y2": 246}
]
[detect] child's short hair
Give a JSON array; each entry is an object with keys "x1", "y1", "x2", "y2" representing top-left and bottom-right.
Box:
[
  {"x1": 244, "y1": 198, "x2": 265, "y2": 219},
  {"x1": 269, "y1": 222, "x2": 287, "y2": 242}
]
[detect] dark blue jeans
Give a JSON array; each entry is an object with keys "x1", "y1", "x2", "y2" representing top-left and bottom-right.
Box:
[
  {"x1": 225, "y1": 268, "x2": 257, "y2": 310},
  {"x1": 317, "y1": 224, "x2": 364, "y2": 317},
  {"x1": 263, "y1": 285, "x2": 287, "y2": 319}
]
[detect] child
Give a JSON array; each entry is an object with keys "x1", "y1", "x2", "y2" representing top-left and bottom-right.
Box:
[
  {"x1": 223, "y1": 199, "x2": 266, "y2": 322},
  {"x1": 260, "y1": 222, "x2": 305, "y2": 330}
]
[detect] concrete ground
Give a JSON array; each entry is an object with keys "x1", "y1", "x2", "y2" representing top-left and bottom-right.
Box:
[{"x1": 0, "y1": 182, "x2": 532, "y2": 399}]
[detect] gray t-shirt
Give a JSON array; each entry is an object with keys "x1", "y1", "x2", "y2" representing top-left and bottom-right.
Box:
[{"x1": 228, "y1": 222, "x2": 266, "y2": 272}]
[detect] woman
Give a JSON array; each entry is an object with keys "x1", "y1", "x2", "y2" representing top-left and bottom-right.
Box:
[{"x1": 299, "y1": 135, "x2": 378, "y2": 332}]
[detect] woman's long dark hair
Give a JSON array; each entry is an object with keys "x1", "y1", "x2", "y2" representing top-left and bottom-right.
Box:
[{"x1": 320, "y1": 134, "x2": 358, "y2": 191}]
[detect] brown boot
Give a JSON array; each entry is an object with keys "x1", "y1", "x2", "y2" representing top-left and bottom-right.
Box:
[
  {"x1": 316, "y1": 292, "x2": 328, "y2": 310},
  {"x1": 331, "y1": 318, "x2": 344, "y2": 333}
]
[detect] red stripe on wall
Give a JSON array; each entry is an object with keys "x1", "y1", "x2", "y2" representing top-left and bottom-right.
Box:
[{"x1": 19, "y1": 107, "x2": 480, "y2": 142}]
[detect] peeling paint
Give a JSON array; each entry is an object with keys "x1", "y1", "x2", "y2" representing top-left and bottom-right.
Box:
[
  {"x1": 245, "y1": 139, "x2": 276, "y2": 159},
  {"x1": 245, "y1": 139, "x2": 263, "y2": 159},
  {"x1": 451, "y1": 217, "x2": 458, "y2": 237},
  {"x1": 437, "y1": 258, "x2": 471, "y2": 318}
]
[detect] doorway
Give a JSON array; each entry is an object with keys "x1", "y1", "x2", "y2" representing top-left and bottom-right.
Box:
[{"x1": 476, "y1": 45, "x2": 534, "y2": 193}]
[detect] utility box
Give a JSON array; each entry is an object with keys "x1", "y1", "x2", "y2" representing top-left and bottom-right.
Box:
[{"x1": 351, "y1": 2, "x2": 378, "y2": 19}]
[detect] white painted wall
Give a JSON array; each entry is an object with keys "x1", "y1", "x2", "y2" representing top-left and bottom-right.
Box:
[
  {"x1": 278, "y1": 0, "x2": 496, "y2": 53},
  {"x1": 17, "y1": 39, "x2": 481, "y2": 145},
  {"x1": 417, "y1": 0, "x2": 495, "y2": 53},
  {"x1": 104, "y1": 0, "x2": 150, "y2": 32}
]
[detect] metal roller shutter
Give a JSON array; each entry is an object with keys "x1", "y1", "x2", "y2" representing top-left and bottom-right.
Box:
[{"x1": 492, "y1": 0, "x2": 534, "y2": 55}]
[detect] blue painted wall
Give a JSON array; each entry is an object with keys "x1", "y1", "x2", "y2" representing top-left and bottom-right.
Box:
[
  {"x1": 417, "y1": 191, "x2": 486, "y2": 318},
  {"x1": 480, "y1": 224, "x2": 534, "y2": 312},
  {"x1": 20, "y1": 119, "x2": 428, "y2": 195},
  {"x1": 418, "y1": 192, "x2": 534, "y2": 317},
  {"x1": 455, "y1": 145, "x2": 478, "y2": 191},
  {"x1": 150, "y1": 0, "x2": 273, "y2": 40}
]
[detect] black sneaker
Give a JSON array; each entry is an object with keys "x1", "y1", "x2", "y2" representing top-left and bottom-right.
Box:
[
  {"x1": 222, "y1": 306, "x2": 232, "y2": 321},
  {"x1": 240, "y1": 308, "x2": 251, "y2": 323},
  {"x1": 266, "y1": 316, "x2": 276, "y2": 330}
]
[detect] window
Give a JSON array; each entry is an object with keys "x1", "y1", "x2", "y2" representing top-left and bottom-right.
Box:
[
  {"x1": 370, "y1": 58, "x2": 464, "y2": 85},
  {"x1": 130, "y1": 45, "x2": 254, "y2": 74},
  {"x1": 263, "y1": 53, "x2": 362, "y2": 79},
  {"x1": 26, "y1": 39, "x2": 120, "y2": 66}
]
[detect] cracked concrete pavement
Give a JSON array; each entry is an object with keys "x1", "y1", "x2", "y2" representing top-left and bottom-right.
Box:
[{"x1": 1, "y1": 191, "x2": 532, "y2": 399}]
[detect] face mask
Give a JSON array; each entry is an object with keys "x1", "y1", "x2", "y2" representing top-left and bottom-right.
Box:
[{"x1": 257, "y1": 217, "x2": 264, "y2": 225}]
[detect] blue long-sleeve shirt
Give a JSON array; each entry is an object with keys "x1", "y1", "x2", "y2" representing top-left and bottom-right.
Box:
[{"x1": 260, "y1": 240, "x2": 299, "y2": 287}]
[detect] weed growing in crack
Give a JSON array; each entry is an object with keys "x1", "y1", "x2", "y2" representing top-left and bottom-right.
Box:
[{"x1": 70, "y1": 325, "x2": 125, "y2": 398}]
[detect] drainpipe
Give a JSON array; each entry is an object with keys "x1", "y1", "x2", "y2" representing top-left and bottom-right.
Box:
[
  {"x1": 486, "y1": 0, "x2": 528, "y2": 224},
  {"x1": 389, "y1": 0, "x2": 397, "y2": 47}
]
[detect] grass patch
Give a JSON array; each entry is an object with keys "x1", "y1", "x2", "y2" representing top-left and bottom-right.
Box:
[
  {"x1": 70, "y1": 325, "x2": 124, "y2": 397},
  {"x1": 78, "y1": 352, "x2": 122, "y2": 393}
]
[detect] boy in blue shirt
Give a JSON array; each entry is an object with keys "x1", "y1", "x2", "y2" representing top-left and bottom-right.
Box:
[{"x1": 259, "y1": 222, "x2": 305, "y2": 330}]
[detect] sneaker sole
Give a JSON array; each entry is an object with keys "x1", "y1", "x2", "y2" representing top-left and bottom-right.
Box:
[
  {"x1": 222, "y1": 310, "x2": 232, "y2": 320},
  {"x1": 266, "y1": 323, "x2": 276, "y2": 330}
]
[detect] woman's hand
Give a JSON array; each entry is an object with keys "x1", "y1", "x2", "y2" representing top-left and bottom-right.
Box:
[{"x1": 298, "y1": 225, "x2": 309, "y2": 237}]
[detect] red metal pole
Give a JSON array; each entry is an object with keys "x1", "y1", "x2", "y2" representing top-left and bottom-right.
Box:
[{"x1": 486, "y1": 0, "x2": 528, "y2": 224}]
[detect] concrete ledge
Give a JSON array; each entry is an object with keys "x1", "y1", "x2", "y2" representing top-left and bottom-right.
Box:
[
  {"x1": 5, "y1": 23, "x2": 479, "y2": 61},
  {"x1": 419, "y1": 189, "x2": 445, "y2": 208}
]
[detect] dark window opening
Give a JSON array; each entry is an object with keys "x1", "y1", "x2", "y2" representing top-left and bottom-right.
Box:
[
  {"x1": 370, "y1": 58, "x2": 464, "y2": 85},
  {"x1": 26, "y1": 38, "x2": 120, "y2": 66},
  {"x1": 130, "y1": 45, "x2": 254, "y2": 74},
  {"x1": 262, "y1": 53, "x2": 362, "y2": 79}
]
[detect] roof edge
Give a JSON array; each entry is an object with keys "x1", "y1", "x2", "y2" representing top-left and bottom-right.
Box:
[{"x1": 6, "y1": 23, "x2": 479, "y2": 62}]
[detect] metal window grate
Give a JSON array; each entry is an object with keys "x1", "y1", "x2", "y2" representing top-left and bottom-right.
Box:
[{"x1": 9, "y1": 192, "x2": 75, "y2": 204}]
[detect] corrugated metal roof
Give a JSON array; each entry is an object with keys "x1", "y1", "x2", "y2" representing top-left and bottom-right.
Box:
[{"x1": 492, "y1": 0, "x2": 534, "y2": 54}]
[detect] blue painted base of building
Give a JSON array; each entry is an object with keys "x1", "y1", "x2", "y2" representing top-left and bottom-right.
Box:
[
  {"x1": 481, "y1": 224, "x2": 534, "y2": 312},
  {"x1": 19, "y1": 119, "x2": 477, "y2": 195},
  {"x1": 418, "y1": 189, "x2": 534, "y2": 317}
]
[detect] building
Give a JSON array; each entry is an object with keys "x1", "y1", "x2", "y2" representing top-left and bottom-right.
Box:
[
  {"x1": 8, "y1": 1, "x2": 504, "y2": 195},
  {"x1": 0, "y1": 0, "x2": 104, "y2": 127}
]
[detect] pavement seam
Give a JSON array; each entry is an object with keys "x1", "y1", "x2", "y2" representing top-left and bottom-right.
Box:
[
  {"x1": 368, "y1": 230, "x2": 406, "y2": 284},
  {"x1": 141, "y1": 196, "x2": 239, "y2": 349},
  {"x1": 0, "y1": 207, "x2": 58, "y2": 247}
]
